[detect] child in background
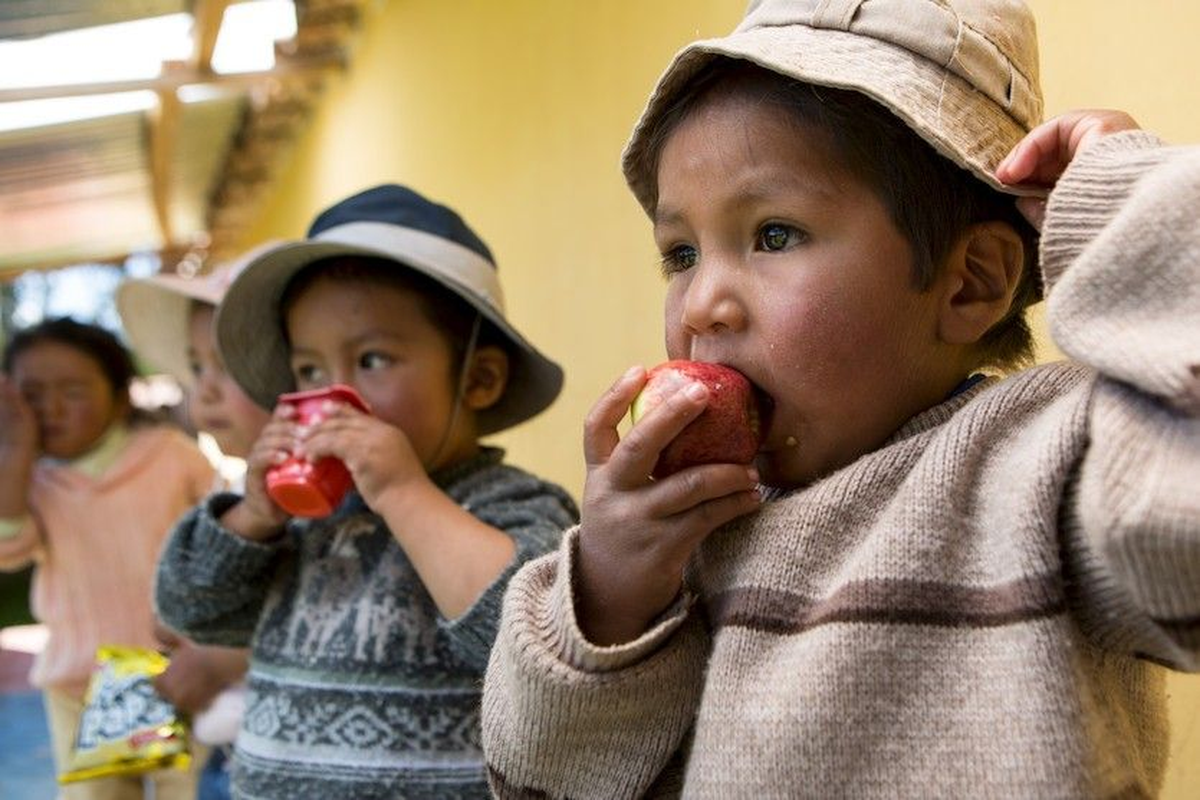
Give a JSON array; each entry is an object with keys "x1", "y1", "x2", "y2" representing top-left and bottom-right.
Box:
[
  {"x1": 0, "y1": 318, "x2": 215, "y2": 800},
  {"x1": 117, "y1": 244, "x2": 277, "y2": 800},
  {"x1": 482, "y1": 1, "x2": 1200, "y2": 797},
  {"x1": 155, "y1": 184, "x2": 579, "y2": 799}
]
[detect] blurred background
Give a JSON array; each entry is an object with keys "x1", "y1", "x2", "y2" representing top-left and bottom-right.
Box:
[{"x1": 0, "y1": 1, "x2": 1196, "y2": 797}]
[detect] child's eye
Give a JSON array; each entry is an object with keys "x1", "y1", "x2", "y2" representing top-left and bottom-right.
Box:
[
  {"x1": 358, "y1": 352, "x2": 393, "y2": 370},
  {"x1": 659, "y1": 244, "x2": 698, "y2": 277},
  {"x1": 187, "y1": 358, "x2": 202, "y2": 379},
  {"x1": 757, "y1": 223, "x2": 807, "y2": 252},
  {"x1": 292, "y1": 363, "x2": 324, "y2": 385}
]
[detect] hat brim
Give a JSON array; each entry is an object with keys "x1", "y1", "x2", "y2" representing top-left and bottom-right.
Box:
[
  {"x1": 622, "y1": 25, "x2": 1045, "y2": 216},
  {"x1": 215, "y1": 238, "x2": 563, "y2": 436},
  {"x1": 116, "y1": 275, "x2": 221, "y2": 385}
]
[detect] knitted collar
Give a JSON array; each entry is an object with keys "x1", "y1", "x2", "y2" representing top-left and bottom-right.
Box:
[
  {"x1": 429, "y1": 445, "x2": 506, "y2": 490},
  {"x1": 40, "y1": 422, "x2": 130, "y2": 479},
  {"x1": 758, "y1": 376, "x2": 999, "y2": 502}
]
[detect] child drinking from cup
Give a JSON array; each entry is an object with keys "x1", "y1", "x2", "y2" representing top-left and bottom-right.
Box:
[
  {"x1": 0, "y1": 318, "x2": 215, "y2": 800},
  {"x1": 154, "y1": 184, "x2": 578, "y2": 799}
]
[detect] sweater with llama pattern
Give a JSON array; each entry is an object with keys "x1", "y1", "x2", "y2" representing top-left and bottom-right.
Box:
[{"x1": 156, "y1": 447, "x2": 577, "y2": 799}]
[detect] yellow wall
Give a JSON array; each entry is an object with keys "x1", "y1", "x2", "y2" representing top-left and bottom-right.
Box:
[{"x1": 243, "y1": 1, "x2": 1198, "y2": 794}]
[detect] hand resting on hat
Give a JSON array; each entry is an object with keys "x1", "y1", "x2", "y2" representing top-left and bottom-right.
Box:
[{"x1": 996, "y1": 109, "x2": 1140, "y2": 230}]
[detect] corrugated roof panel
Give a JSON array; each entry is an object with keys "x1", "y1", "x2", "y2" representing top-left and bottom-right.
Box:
[
  {"x1": 169, "y1": 93, "x2": 247, "y2": 243},
  {"x1": 0, "y1": 1, "x2": 188, "y2": 41},
  {"x1": 0, "y1": 112, "x2": 160, "y2": 273}
]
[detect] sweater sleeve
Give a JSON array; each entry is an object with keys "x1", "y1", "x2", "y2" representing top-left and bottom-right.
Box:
[
  {"x1": 482, "y1": 527, "x2": 709, "y2": 799},
  {"x1": 438, "y1": 465, "x2": 579, "y2": 671},
  {"x1": 154, "y1": 492, "x2": 294, "y2": 647},
  {"x1": 1041, "y1": 131, "x2": 1200, "y2": 670}
]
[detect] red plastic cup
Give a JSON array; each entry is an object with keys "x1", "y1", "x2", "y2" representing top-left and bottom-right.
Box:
[{"x1": 265, "y1": 384, "x2": 371, "y2": 518}]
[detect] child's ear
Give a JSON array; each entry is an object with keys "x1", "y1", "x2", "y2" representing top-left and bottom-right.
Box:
[
  {"x1": 462, "y1": 345, "x2": 509, "y2": 411},
  {"x1": 936, "y1": 221, "x2": 1025, "y2": 346}
]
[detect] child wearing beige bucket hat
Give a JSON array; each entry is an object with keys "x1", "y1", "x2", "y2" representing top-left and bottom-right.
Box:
[
  {"x1": 118, "y1": 243, "x2": 278, "y2": 467},
  {"x1": 483, "y1": 1, "x2": 1200, "y2": 797},
  {"x1": 117, "y1": 245, "x2": 280, "y2": 800},
  {"x1": 152, "y1": 184, "x2": 579, "y2": 799}
]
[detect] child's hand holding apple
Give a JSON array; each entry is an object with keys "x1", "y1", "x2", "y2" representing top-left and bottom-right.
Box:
[{"x1": 574, "y1": 361, "x2": 764, "y2": 646}]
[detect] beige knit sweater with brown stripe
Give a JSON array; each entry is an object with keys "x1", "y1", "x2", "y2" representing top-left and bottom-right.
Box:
[{"x1": 482, "y1": 131, "x2": 1200, "y2": 798}]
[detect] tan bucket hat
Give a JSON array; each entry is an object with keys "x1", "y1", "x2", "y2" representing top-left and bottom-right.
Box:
[
  {"x1": 214, "y1": 184, "x2": 564, "y2": 436},
  {"x1": 622, "y1": 0, "x2": 1045, "y2": 214},
  {"x1": 116, "y1": 240, "x2": 285, "y2": 385}
]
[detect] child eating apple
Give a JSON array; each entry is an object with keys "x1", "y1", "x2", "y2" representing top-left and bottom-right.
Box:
[{"x1": 481, "y1": 1, "x2": 1200, "y2": 797}]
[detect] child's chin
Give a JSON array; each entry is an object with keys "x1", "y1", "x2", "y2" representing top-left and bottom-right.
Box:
[{"x1": 754, "y1": 447, "x2": 824, "y2": 491}]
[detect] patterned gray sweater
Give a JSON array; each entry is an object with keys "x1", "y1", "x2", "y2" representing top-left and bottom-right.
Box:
[
  {"x1": 155, "y1": 447, "x2": 577, "y2": 799},
  {"x1": 482, "y1": 136, "x2": 1200, "y2": 796}
]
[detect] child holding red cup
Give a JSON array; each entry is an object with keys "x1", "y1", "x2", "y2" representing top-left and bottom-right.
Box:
[{"x1": 153, "y1": 184, "x2": 578, "y2": 800}]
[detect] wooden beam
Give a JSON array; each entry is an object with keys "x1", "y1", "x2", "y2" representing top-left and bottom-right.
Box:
[
  {"x1": 147, "y1": 87, "x2": 181, "y2": 250},
  {"x1": 0, "y1": 54, "x2": 344, "y2": 103},
  {"x1": 190, "y1": 0, "x2": 235, "y2": 73}
]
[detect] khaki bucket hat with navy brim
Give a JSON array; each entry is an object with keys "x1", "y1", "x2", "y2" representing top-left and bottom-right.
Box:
[
  {"x1": 622, "y1": 0, "x2": 1046, "y2": 216},
  {"x1": 215, "y1": 184, "x2": 563, "y2": 436}
]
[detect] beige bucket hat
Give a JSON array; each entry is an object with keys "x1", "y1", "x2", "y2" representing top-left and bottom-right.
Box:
[
  {"x1": 622, "y1": 0, "x2": 1045, "y2": 214},
  {"x1": 116, "y1": 240, "x2": 284, "y2": 385}
]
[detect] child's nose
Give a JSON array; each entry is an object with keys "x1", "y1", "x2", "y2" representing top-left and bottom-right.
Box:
[
  {"x1": 680, "y1": 260, "x2": 745, "y2": 336},
  {"x1": 195, "y1": 369, "x2": 222, "y2": 401}
]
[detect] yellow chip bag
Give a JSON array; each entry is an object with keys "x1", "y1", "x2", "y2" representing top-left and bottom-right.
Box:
[{"x1": 58, "y1": 645, "x2": 192, "y2": 784}]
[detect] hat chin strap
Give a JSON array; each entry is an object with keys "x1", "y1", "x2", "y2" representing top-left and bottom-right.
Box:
[{"x1": 428, "y1": 312, "x2": 483, "y2": 469}]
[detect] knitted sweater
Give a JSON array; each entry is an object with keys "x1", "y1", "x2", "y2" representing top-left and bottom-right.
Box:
[
  {"x1": 154, "y1": 447, "x2": 577, "y2": 800},
  {"x1": 482, "y1": 133, "x2": 1200, "y2": 798},
  {"x1": 0, "y1": 425, "x2": 215, "y2": 698}
]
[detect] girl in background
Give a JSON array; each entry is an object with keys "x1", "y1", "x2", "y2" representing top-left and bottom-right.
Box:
[{"x1": 0, "y1": 317, "x2": 214, "y2": 800}]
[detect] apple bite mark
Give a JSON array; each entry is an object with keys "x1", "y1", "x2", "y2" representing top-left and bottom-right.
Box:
[{"x1": 630, "y1": 360, "x2": 766, "y2": 478}]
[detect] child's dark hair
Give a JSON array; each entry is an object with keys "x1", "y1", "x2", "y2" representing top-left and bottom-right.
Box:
[
  {"x1": 280, "y1": 256, "x2": 507, "y2": 380},
  {"x1": 3, "y1": 317, "x2": 136, "y2": 400},
  {"x1": 643, "y1": 60, "x2": 1041, "y2": 371}
]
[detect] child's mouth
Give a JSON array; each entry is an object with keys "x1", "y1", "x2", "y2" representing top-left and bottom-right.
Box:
[{"x1": 749, "y1": 383, "x2": 775, "y2": 449}]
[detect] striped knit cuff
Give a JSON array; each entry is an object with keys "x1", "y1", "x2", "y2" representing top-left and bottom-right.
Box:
[
  {"x1": 1039, "y1": 130, "x2": 1166, "y2": 291},
  {"x1": 194, "y1": 493, "x2": 290, "y2": 583},
  {"x1": 550, "y1": 527, "x2": 695, "y2": 673}
]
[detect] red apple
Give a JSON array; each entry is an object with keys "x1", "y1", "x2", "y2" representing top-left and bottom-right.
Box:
[{"x1": 630, "y1": 360, "x2": 763, "y2": 478}]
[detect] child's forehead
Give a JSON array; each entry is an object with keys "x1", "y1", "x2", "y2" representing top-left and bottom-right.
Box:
[
  {"x1": 13, "y1": 341, "x2": 106, "y2": 379},
  {"x1": 287, "y1": 264, "x2": 428, "y2": 306},
  {"x1": 282, "y1": 269, "x2": 439, "y2": 342},
  {"x1": 656, "y1": 94, "x2": 853, "y2": 207}
]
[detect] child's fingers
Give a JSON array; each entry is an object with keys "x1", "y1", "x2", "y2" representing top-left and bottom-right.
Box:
[
  {"x1": 247, "y1": 426, "x2": 296, "y2": 470},
  {"x1": 605, "y1": 379, "x2": 711, "y2": 486},
  {"x1": 643, "y1": 463, "x2": 760, "y2": 518},
  {"x1": 997, "y1": 109, "x2": 1141, "y2": 188},
  {"x1": 1015, "y1": 196, "x2": 1047, "y2": 231},
  {"x1": 667, "y1": 489, "x2": 763, "y2": 547},
  {"x1": 294, "y1": 411, "x2": 377, "y2": 459},
  {"x1": 272, "y1": 402, "x2": 297, "y2": 420},
  {"x1": 583, "y1": 366, "x2": 647, "y2": 467},
  {"x1": 996, "y1": 118, "x2": 1067, "y2": 187}
]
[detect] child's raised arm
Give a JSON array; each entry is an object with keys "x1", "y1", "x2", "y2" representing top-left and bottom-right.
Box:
[
  {"x1": 996, "y1": 109, "x2": 1140, "y2": 229},
  {"x1": 1003, "y1": 110, "x2": 1200, "y2": 669},
  {"x1": 298, "y1": 400, "x2": 572, "y2": 624}
]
